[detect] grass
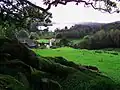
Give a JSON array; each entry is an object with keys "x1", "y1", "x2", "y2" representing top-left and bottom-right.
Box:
[
  {"x1": 68, "y1": 39, "x2": 83, "y2": 44},
  {"x1": 33, "y1": 47, "x2": 120, "y2": 83},
  {"x1": 36, "y1": 39, "x2": 49, "y2": 43}
]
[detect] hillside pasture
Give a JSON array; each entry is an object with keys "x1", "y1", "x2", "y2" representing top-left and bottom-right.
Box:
[{"x1": 33, "y1": 47, "x2": 120, "y2": 83}]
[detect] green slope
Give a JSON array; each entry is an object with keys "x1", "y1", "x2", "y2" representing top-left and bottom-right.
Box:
[{"x1": 33, "y1": 47, "x2": 120, "y2": 83}]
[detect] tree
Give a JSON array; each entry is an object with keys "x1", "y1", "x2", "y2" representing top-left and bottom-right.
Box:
[
  {"x1": 0, "y1": 0, "x2": 52, "y2": 24},
  {"x1": 29, "y1": 32, "x2": 40, "y2": 40},
  {"x1": 17, "y1": 30, "x2": 29, "y2": 38},
  {"x1": 44, "y1": 27, "x2": 49, "y2": 32},
  {"x1": 0, "y1": 0, "x2": 52, "y2": 38},
  {"x1": 65, "y1": 26, "x2": 68, "y2": 30},
  {"x1": 1, "y1": 0, "x2": 120, "y2": 27},
  {"x1": 43, "y1": 0, "x2": 120, "y2": 13},
  {"x1": 1, "y1": 0, "x2": 120, "y2": 38},
  {"x1": 59, "y1": 38, "x2": 71, "y2": 46},
  {"x1": 56, "y1": 33, "x2": 62, "y2": 38}
]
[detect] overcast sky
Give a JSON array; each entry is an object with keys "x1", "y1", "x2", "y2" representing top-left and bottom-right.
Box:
[{"x1": 30, "y1": 0, "x2": 120, "y2": 31}]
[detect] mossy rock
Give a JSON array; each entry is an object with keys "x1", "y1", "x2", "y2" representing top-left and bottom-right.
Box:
[
  {"x1": 0, "y1": 74, "x2": 27, "y2": 90},
  {"x1": 59, "y1": 71, "x2": 115, "y2": 90},
  {"x1": 0, "y1": 37, "x2": 12, "y2": 47},
  {"x1": 31, "y1": 71, "x2": 62, "y2": 90},
  {"x1": 41, "y1": 78, "x2": 61, "y2": 90},
  {"x1": 0, "y1": 60, "x2": 31, "y2": 89},
  {"x1": 0, "y1": 38, "x2": 40, "y2": 69},
  {"x1": 37, "y1": 57, "x2": 77, "y2": 77},
  {"x1": 14, "y1": 72, "x2": 30, "y2": 89},
  {"x1": 0, "y1": 60, "x2": 31, "y2": 76}
]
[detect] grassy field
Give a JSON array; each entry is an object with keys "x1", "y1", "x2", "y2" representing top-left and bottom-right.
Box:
[
  {"x1": 36, "y1": 39, "x2": 49, "y2": 43},
  {"x1": 33, "y1": 47, "x2": 120, "y2": 83}
]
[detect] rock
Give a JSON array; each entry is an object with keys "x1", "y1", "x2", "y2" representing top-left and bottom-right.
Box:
[
  {"x1": 41, "y1": 78, "x2": 61, "y2": 90},
  {"x1": 0, "y1": 74, "x2": 26, "y2": 90},
  {"x1": 0, "y1": 38, "x2": 40, "y2": 69},
  {"x1": 83, "y1": 65, "x2": 99, "y2": 72}
]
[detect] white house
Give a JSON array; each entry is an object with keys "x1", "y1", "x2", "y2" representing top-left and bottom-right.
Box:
[{"x1": 49, "y1": 38, "x2": 56, "y2": 47}]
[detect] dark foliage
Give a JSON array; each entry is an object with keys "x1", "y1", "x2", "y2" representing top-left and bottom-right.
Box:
[
  {"x1": 0, "y1": 0, "x2": 52, "y2": 38},
  {"x1": 55, "y1": 38, "x2": 72, "y2": 47},
  {"x1": 75, "y1": 29, "x2": 120, "y2": 49}
]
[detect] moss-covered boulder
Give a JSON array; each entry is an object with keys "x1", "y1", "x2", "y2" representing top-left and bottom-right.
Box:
[
  {"x1": 31, "y1": 71, "x2": 62, "y2": 90},
  {"x1": 0, "y1": 74, "x2": 27, "y2": 90},
  {"x1": 0, "y1": 38, "x2": 40, "y2": 69}
]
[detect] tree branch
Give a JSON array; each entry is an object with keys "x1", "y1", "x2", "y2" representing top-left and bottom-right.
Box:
[
  {"x1": 44, "y1": 0, "x2": 119, "y2": 13},
  {"x1": 23, "y1": 0, "x2": 51, "y2": 14}
]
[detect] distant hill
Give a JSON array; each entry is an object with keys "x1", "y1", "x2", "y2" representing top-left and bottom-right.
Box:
[
  {"x1": 55, "y1": 21, "x2": 120, "y2": 38},
  {"x1": 69, "y1": 21, "x2": 120, "y2": 31},
  {"x1": 101, "y1": 21, "x2": 120, "y2": 31},
  {"x1": 79, "y1": 22, "x2": 105, "y2": 26}
]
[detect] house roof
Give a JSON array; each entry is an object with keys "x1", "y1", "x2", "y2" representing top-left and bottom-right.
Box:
[{"x1": 18, "y1": 38, "x2": 37, "y2": 47}]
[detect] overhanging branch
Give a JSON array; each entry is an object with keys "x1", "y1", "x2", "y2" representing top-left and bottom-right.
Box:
[
  {"x1": 23, "y1": 0, "x2": 51, "y2": 14},
  {"x1": 43, "y1": 0, "x2": 120, "y2": 13}
]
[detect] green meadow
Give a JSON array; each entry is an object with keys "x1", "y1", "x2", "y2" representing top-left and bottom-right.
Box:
[
  {"x1": 33, "y1": 47, "x2": 120, "y2": 83},
  {"x1": 36, "y1": 39, "x2": 49, "y2": 43}
]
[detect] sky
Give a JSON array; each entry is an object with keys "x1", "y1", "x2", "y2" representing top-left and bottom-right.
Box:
[{"x1": 30, "y1": 0, "x2": 120, "y2": 31}]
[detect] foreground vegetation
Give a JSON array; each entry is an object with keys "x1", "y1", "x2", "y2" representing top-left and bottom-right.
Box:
[
  {"x1": 0, "y1": 38, "x2": 119, "y2": 90},
  {"x1": 33, "y1": 47, "x2": 120, "y2": 83}
]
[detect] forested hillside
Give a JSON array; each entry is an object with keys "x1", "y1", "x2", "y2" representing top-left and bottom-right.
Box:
[{"x1": 55, "y1": 21, "x2": 120, "y2": 39}]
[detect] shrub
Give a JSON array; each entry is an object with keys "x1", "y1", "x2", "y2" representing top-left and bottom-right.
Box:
[
  {"x1": 55, "y1": 34, "x2": 62, "y2": 38},
  {"x1": 95, "y1": 50, "x2": 102, "y2": 53},
  {"x1": 110, "y1": 52, "x2": 118, "y2": 55}
]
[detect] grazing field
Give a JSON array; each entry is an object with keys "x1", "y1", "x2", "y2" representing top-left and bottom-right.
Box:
[{"x1": 33, "y1": 47, "x2": 120, "y2": 83}]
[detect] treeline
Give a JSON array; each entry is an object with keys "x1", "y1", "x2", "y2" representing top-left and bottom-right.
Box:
[
  {"x1": 55, "y1": 21, "x2": 120, "y2": 39},
  {"x1": 74, "y1": 29, "x2": 120, "y2": 49},
  {"x1": 55, "y1": 24, "x2": 96, "y2": 38}
]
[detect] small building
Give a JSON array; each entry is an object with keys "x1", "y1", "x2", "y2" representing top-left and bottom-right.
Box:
[
  {"x1": 36, "y1": 38, "x2": 56, "y2": 48},
  {"x1": 49, "y1": 38, "x2": 56, "y2": 47},
  {"x1": 17, "y1": 38, "x2": 37, "y2": 48}
]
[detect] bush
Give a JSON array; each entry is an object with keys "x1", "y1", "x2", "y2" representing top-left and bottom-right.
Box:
[
  {"x1": 95, "y1": 50, "x2": 102, "y2": 53},
  {"x1": 56, "y1": 38, "x2": 73, "y2": 47},
  {"x1": 110, "y1": 52, "x2": 118, "y2": 55}
]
